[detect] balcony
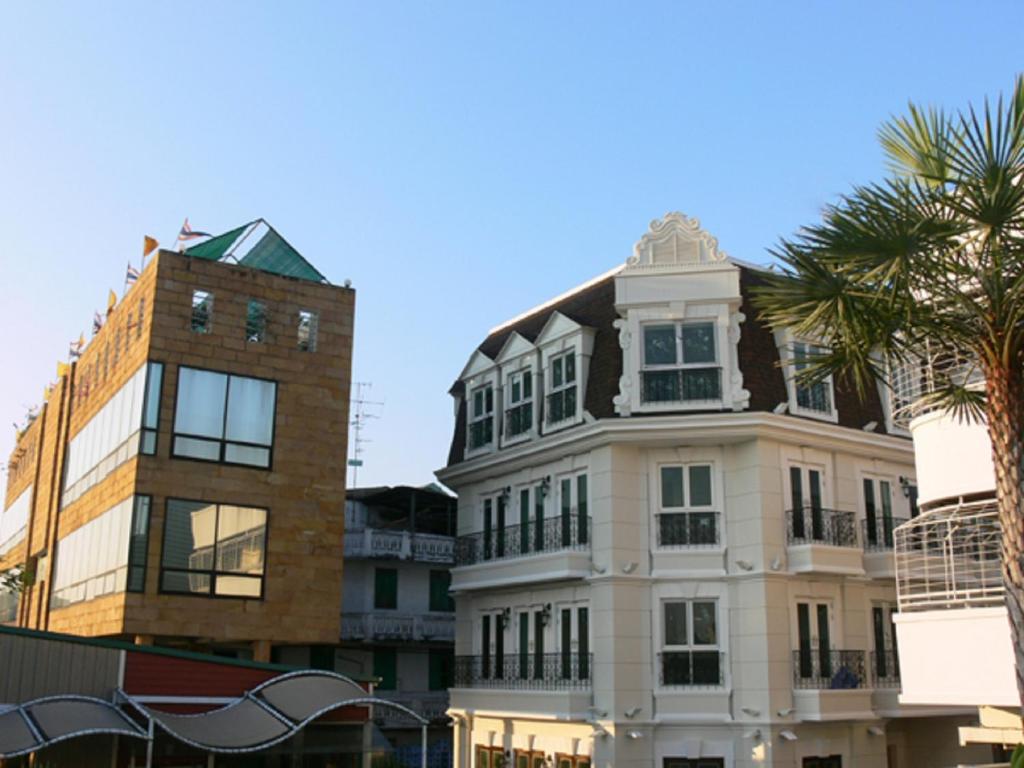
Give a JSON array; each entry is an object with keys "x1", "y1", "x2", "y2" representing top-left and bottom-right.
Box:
[
  {"x1": 861, "y1": 515, "x2": 907, "y2": 578},
  {"x1": 893, "y1": 501, "x2": 1018, "y2": 708},
  {"x1": 869, "y1": 650, "x2": 900, "y2": 689},
  {"x1": 640, "y1": 367, "x2": 722, "y2": 406},
  {"x1": 450, "y1": 652, "x2": 593, "y2": 717},
  {"x1": 656, "y1": 650, "x2": 730, "y2": 718},
  {"x1": 451, "y1": 515, "x2": 591, "y2": 592},
  {"x1": 792, "y1": 649, "x2": 874, "y2": 721},
  {"x1": 343, "y1": 528, "x2": 454, "y2": 564},
  {"x1": 340, "y1": 612, "x2": 455, "y2": 643},
  {"x1": 785, "y1": 507, "x2": 863, "y2": 575},
  {"x1": 652, "y1": 512, "x2": 723, "y2": 573}
]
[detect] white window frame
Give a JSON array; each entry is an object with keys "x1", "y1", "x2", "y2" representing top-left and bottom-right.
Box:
[
  {"x1": 640, "y1": 320, "x2": 721, "y2": 406},
  {"x1": 655, "y1": 462, "x2": 719, "y2": 549},
  {"x1": 467, "y1": 382, "x2": 495, "y2": 452},
  {"x1": 775, "y1": 330, "x2": 838, "y2": 423},
  {"x1": 660, "y1": 598, "x2": 721, "y2": 688},
  {"x1": 546, "y1": 350, "x2": 578, "y2": 427},
  {"x1": 503, "y1": 368, "x2": 534, "y2": 443},
  {"x1": 536, "y1": 314, "x2": 595, "y2": 433}
]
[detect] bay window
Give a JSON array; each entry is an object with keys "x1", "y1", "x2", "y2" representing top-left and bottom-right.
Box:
[
  {"x1": 661, "y1": 599, "x2": 721, "y2": 686},
  {"x1": 504, "y1": 369, "x2": 533, "y2": 438},
  {"x1": 641, "y1": 322, "x2": 721, "y2": 404},
  {"x1": 161, "y1": 499, "x2": 267, "y2": 598},
  {"x1": 657, "y1": 464, "x2": 718, "y2": 547},
  {"x1": 172, "y1": 367, "x2": 277, "y2": 468},
  {"x1": 546, "y1": 351, "x2": 577, "y2": 424},
  {"x1": 468, "y1": 384, "x2": 494, "y2": 450}
]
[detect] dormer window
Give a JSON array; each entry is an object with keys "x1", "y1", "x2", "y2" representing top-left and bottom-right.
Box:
[
  {"x1": 468, "y1": 384, "x2": 494, "y2": 450},
  {"x1": 505, "y1": 370, "x2": 533, "y2": 438},
  {"x1": 641, "y1": 322, "x2": 721, "y2": 404},
  {"x1": 547, "y1": 352, "x2": 577, "y2": 424},
  {"x1": 792, "y1": 342, "x2": 833, "y2": 414}
]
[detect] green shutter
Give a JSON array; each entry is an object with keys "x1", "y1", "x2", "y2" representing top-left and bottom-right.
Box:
[
  {"x1": 429, "y1": 649, "x2": 453, "y2": 690},
  {"x1": 429, "y1": 570, "x2": 454, "y2": 612},
  {"x1": 374, "y1": 568, "x2": 398, "y2": 609},
  {"x1": 373, "y1": 648, "x2": 397, "y2": 690}
]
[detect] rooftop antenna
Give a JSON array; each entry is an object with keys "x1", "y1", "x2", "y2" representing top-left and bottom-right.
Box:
[{"x1": 348, "y1": 381, "x2": 383, "y2": 489}]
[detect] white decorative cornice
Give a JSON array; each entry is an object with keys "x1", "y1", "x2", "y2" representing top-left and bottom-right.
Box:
[{"x1": 626, "y1": 212, "x2": 729, "y2": 270}]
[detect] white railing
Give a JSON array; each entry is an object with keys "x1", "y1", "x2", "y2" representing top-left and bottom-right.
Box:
[
  {"x1": 344, "y1": 529, "x2": 454, "y2": 563},
  {"x1": 341, "y1": 612, "x2": 455, "y2": 642},
  {"x1": 894, "y1": 499, "x2": 1003, "y2": 612},
  {"x1": 373, "y1": 690, "x2": 449, "y2": 725},
  {"x1": 888, "y1": 347, "x2": 985, "y2": 430}
]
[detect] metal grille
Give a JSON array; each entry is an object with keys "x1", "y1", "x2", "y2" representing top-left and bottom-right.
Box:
[
  {"x1": 658, "y1": 651, "x2": 725, "y2": 688},
  {"x1": 894, "y1": 499, "x2": 1002, "y2": 612},
  {"x1": 640, "y1": 367, "x2": 722, "y2": 404},
  {"x1": 455, "y1": 515, "x2": 590, "y2": 566},
  {"x1": 862, "y1": 516, "x2": 908, "y2": 552},
  {"x1": 869, "y1": 650, "x2": 901, "y2": 688},
  {"x1": 453, "y1": 653, "x2": 591, "y2": 689},
  {"x1": 655, "y1": 512, "x2": 721, "y2": 548},
  {"x1": 785, "y1": 507, "x2": 858, "y2": 547},
  {"x1": 792, "y1": 649, "x2": 866, "y2": 689},
  {"x1": 887, "y1": 346, "x2": 984, "y2": 430}
]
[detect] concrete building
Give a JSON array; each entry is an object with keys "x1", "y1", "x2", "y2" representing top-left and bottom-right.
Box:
[
  {"x1": 436, "y1": 213, "x2": 990, "y2": 768},
  {"x1": 891, "y1": 351, "x2": 1021, "y2": 756},
  {"x1": 335, "y1": 484, "x2": 458, "y2": 766},
  {"x1": 0, "y1": 220, "x2": 354, "y2": 662}
]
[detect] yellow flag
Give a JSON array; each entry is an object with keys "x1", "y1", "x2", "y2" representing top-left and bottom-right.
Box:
[
  {"x1": 57, "y1": 362, "x2": 70, "y2": 378},
  {"x1": 107, "y1": 289, "x2": 117, "y2": 311},
  {"x1": 143, "y1": 235, "x2": 159, "y2": 258},
  {"x1": 43, "y1": 385, "x2": 52, "y2": 402}
]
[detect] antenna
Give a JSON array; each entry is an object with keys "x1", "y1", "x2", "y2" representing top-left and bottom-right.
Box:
[{"x1": 348, "y1": 381, "x2": 383, "y2": 488}]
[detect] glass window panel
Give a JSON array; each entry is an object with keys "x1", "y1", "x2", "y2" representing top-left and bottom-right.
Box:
[
  {"x1": 644, "y1": 325, "x2": 677, "y2": 365},
  {"x1": 141, "y1": 431, "x2": 156, "y2": 455},
  {"x1": 643, "y1": 370, "x2": 679, "y2": 402},
  {"x1": 681, "y1": 323, "x2": 715, "y2": 363},
  {"x1": 143, "y1": 363, "x2": 163, "y2": 429},
  {"x1": 552, "y1": 357, "x2": 563, "y2": 387},
  {"x1": 664, "y1": 602, "x2": 688, "y2": 645},
  {"x1": 175, "y1": 368, "x2": 227, "y2": 438},
  {"x1": 224, "y1": 444, "x2": 270, "y2": 467},
  {"x1": 692, "y1": 602, "x2": 717, "y2": 645},
  {"x1": 688, "y1": 465, "x2": 712, "y2": 507},
  {"x1": 564, "y1": 353, "x2": 575, "y2": 383},
  {"x1": 224, "y1": 377, "x2": 276, "y2": 445},
  {"x1": 173, "y1": 436, "x2": 221, "y2": 461},
  {"x1": 215, "y1": 506, "x2": 266, "y2": 575},
  {"x1": 660, "y1": 467, "x2": 684, "y2": 508},
  {"x1": 246, "y1": 300, "x2": 267, "y2": 342},
  {"x1": 215, "y1": 575, "x2": 262, "y2": 598},
  {"x1": 162, "y1": 500, "x2": 217, "y2": 571},
  {"x1": 162, "y1": 570, "x2": 210, "y2": 594}
]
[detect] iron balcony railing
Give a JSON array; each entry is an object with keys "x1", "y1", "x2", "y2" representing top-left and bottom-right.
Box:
[
  {"x1": 504, "y1": 402, "x2": 533, "y2": 438},
  {"x1": 870, "y1": 649, "x2": 901, "y2": 689},
  {"x1": 655, "y1": 512, "x2": 721, "y2": 548},
  {"x1": 373, "y1": 691, "x2": 450, "y2": 726},
  {"x1": 341, "y1": 612, "x2": 455, "y2": 643},
  {"x1": 343, "y1": 529, "x2": 455, "y2": 564},
  {"x1": 894, "y1": 499, "x2": 1002, "y2": 612},
  {"x1": 888, "y1": 346, "x2": 985, "y2": 430},
  {"x1": 453, "y1": 653, "x2": 592, "y2": 690},
  {"x1": 658, "y1": 651, "x2": 725, "y2": 688},
  {"x1": 862, "y1": 516, "x2": 908, "y2": 552},
  {"x1": 793, "y1": 649, "x2": 867, "y2": 689},
  {"x1": 455, "y1": 514, "x2": 590, "y2": 567},
  {"x1": 786, "y1": 507, "x2": 858, "y2": 548},
  {"x1": 640, "y1": 367, "x2": 722, "y2": 405}
]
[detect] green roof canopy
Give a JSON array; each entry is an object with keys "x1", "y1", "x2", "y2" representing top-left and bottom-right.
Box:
[
  {"x1": 184, "y1": 220, "x2": 327, "y2": 283},
  {"x1": 184, "y1": 224, "x2": 250, "y2": 261}
]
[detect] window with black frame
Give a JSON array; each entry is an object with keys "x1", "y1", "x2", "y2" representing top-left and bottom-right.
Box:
[
  {"x1": 172, "y1": 367, "x2": 277, "y2": 468},
  {"x1": 161, "y1": 500, "x2": 267, "y2": 598}
]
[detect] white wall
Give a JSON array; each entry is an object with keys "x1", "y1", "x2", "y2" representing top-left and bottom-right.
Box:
[{"x1": 910, "y1": 409, "x2": 995, "y2": 506}]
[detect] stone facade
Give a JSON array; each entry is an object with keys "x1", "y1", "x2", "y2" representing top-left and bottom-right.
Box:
[{"x1": 1, "y1": 245, "x2": 353, "y2": 660}]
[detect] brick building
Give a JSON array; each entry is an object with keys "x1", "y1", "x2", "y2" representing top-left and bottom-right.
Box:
[{"x1": 0, "y1": 221, "x2": 354, "y2": 662}]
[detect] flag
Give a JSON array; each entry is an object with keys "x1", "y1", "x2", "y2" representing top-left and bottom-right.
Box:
[
  {"x1": 69, "y1": 334, "x2": 85, "y2": 359},
  {"x1": 143, "y1": 235, "x2": 159, "y2": 258},
  {"x1": 107, "y1": 289, "x2": 117, "y2": 313},
  {"x1": 177, "y1": 218, "x2": 212, "y2": 242},
  {"x1": 57, "y1": 362, "x2": 70, "y2": 378},
  {"x1": 43, "y1": 384, "x2": 53, "y2": 403},
  {"x1": 126, "y1": 263, "x2": 141, "y2": 286},
  {"x1": 92, "y1": 311, "x2": 104, "y2": 335}
]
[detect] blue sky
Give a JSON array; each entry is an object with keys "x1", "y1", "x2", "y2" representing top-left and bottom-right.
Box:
[{"x1": 0, "y1": 2, "x2": 1019, "y2": 489}]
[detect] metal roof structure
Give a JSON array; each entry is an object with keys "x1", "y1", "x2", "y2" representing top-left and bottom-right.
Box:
[{"x1": 184, "y1": 219, "x2": 329, "y2": 283}]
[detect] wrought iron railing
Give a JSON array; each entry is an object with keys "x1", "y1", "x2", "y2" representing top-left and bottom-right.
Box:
[
  {"x1": 546, "y1": 386, "x2": 577, "y2": 424},
  {"x1": 373, "y1": 691, "x2": 450, "y2": 725},
  {"x1": 640, "y1": 367, "x2": 722, "y2": 404},
  {"x1": 894, "y1": 499, "x2": 1002, "y2": 612},
  {"x1": 455, "y1": 514, "x2": 590, "y2": 567},
  {"x1": 453, "y1": 653, "x2": 591, "y2": 689},
  {"x1": 505, "y1": 403, "x2": 533, "y2": 437},
  {"x1": 656, "y1": 512, "x2": 721, "y2": 548},
  {"x1": 341, "y1": 612, "x2": 455, "y2": 642},
  {"x1": 887, "y1": 347, "x2": 984, "y2": 430},
  {"x1": 792, "y1": 649, "x2": 867, "y2": 689},
  {"x1": 862, "y1": 516, "x2": 908, "y2": 552},
  {"x1": 468, "y1": 418, "x2": 493, "y2": 450},
  {"x1": 870, "y1": 649, "x2": 901, "y2": 688},
  {"x1": 658, "y1": 651, "x2": 725, "y2": 688},
  {"x1": 786, "y1": 507, "x2": 858, "y2": 547},
  {"x1": 344, "y1": 529, "x2": 454, "y2": 564}
]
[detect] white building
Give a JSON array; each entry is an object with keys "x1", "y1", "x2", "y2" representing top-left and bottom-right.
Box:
[
  {"x1": 892, "y1": 355, "x2": 1021, "y2": 755},
  {"x1": 436, "y1": 214, "x2": 992, "y2": 768}
]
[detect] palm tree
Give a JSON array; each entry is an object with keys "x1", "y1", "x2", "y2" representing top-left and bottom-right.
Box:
[{"x1": 755, "y1": 77, "x2": 1024, "y2": 711}]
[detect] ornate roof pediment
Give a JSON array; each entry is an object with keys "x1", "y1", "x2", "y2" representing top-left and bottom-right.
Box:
[
  {"x1": 626, "y1": 212, "x2": 729, "y2": 270},
  {"x1": 534, "y1": 311, "x2": 584, "y2": 346},
  {"x1": 459, "y1": 349, "x2": 496, "y2": 382}
]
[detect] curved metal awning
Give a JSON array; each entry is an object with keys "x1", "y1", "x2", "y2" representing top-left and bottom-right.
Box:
[{"x1": 0, "y1": 695, "x2": 149, "y2": 757}]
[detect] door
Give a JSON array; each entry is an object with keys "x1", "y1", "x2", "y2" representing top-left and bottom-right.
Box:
[
  {"x1": 558, "y1": 604, "x2": 590, "y2": 681},
  {"x1": 863, "y1": 478, "x2": 894, "y2": 547},
  {"x1": 872, "y1": 603, "x2": 899, "y2": 681},
  {"x1": 790, "y1": 465, "x2": 824, "y2": 540},
  {"x1": 797, "y1": 602, "x2": 832, "y2": 680}
]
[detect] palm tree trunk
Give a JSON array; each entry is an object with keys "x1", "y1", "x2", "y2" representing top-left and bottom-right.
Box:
[{"x1": 985, "y1": 361, "x2": 1024, "y2": 714}]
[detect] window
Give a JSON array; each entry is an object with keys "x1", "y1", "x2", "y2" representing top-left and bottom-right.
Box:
[
  {"x1": 661, "y1": 600, "x2": 721, "y2": 686},
  {"x1": 428, "y1": 648, "x2": 454, "y2": 690},
  {"x1": 137, "y1": 297, "x2": 145, "y2": 339},
  {"x1": 373, "y1": 648, "x2": 397, "y2": 690},
  {"x1": 475, "y1": 747, "x2": 507, "y2": 768},
  {"x1": 246, "y1": 299, "x2": 267, "y2": 343},
  {"x1": 504, "y1": 369, "x2": 533, "y2": 438},
  {"x1": 555, "y1": 756, "x2": 591, "y2": 768},
  {"x1": 558, "y1": 474, "x2": 588, "y2": 549},
  {"x1": 480, "y1": 611, "x2": 506, "y2": 680},
  {"x1": 514, "y1": 751, "x2": 547, "y2": 768},
  {"x1": 481, "y1": 494, "x2": 507, "y2": 560},
  {"x1": 665, "y1": 761, "x2": 724, "y2": 768},
  {"x1": 297, "y1": 310, "x2": 318, "y2": 352},
  {"x1": 140, "y1": 361, "x2": 163, "y2": 455},
  {"x1": 872, "y1": 602, "x2": 899, "y2": 685},
  {"x1": 374, "y1": 567, "x2": 398, "y2": 609},
  {"x1": 468, "y1": 384, "x2": 494, "y2": 450},
  {"x1": 559, "y1": 605, "x2": 589, "y2": 681},
  {"x1": 191, "y1": 290, "x2": 213, "y2": 333},
  {"x1": 172, "y1": 367, "x2": 277, "y2": 468},
  {"x1": 863, "y1": 477, "x2": 896, "y2": 549},
  {"x1": 641, "y1": 322, "x2": 720, "y2": 404},
  {"x1": 0, "y1": 486, "x2": 31, "y2": 557},
  {"x1": 657, "y1": 464, "x2": 718, "y2": 547},
  {"x1": 792, "y1": 341, "x2": 834, "y2": 415},
  {"x1": 0, "y1": 569, "x2": 19, "y2": 623},
  {"x1": 796, "y1": 601, "x2": 833, "y2": 682},
  {"x1": 161, "y1": 500, "x2": 267, "y2": 598},
  {"x1": 429, "y1": 569, "x2": 454, "y2": 612},
  {"x1": 803, "y1": 758, "x2": 842, "y2": 768},
  {"x1": 127, "y1": 496, "x2": 151, "y2": 592},
  {"x1": 547, "y1": 352, "x2": 577, "y2": 424}
]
